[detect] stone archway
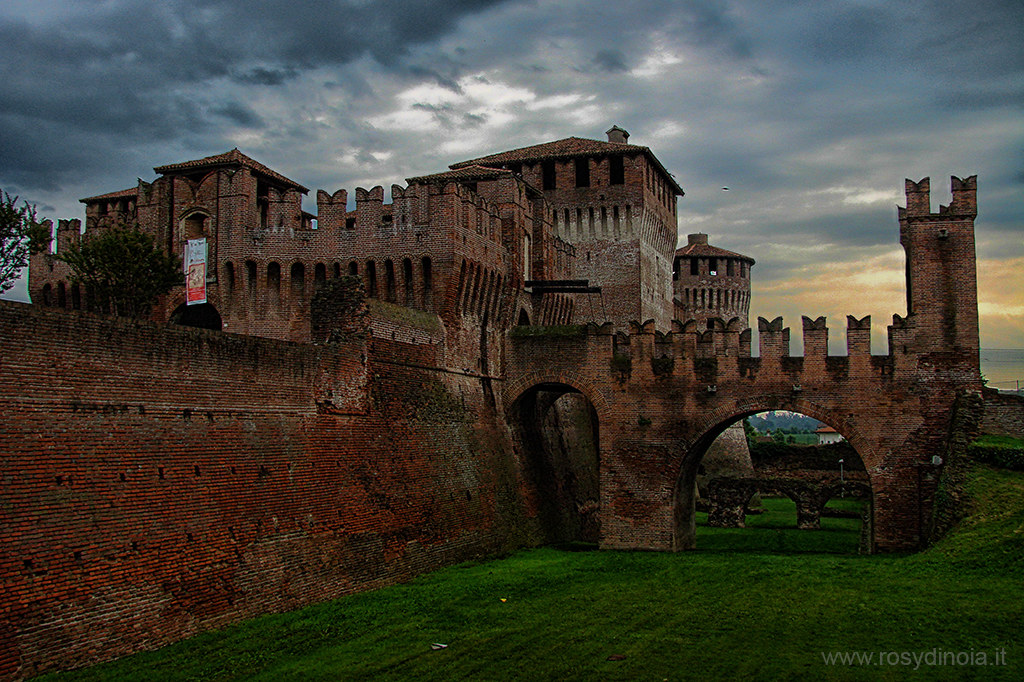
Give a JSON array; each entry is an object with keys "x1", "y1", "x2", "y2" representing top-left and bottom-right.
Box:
[
  {"x1": 508, "y1": 381, "x2": 603, "y2": 545},
  {"x1": 672, "y1": 400, "x2": 875, "y2": 551},
  {"x1": 170, "y1": 302, "x2": 222, "y2": 331}
]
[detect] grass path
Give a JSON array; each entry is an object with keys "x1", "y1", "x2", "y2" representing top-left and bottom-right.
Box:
[{"x1": 42, "y1": 467, "x2": 1023, "y2": 681}]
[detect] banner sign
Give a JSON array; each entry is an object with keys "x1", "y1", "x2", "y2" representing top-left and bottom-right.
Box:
[{"x1": 185, "y1": 238, "x2": 207, "y2": 305}]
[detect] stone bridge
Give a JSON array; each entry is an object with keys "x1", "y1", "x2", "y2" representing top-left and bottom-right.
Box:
[
  {"x1": 705, "y1": 475, "x2": 872, "y2": 530},
  {"x1": 502, "y1": 176, "x2": 982, "y2": 552}
]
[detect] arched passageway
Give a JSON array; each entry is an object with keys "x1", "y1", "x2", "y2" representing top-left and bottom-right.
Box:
[
  {"x1": 170, "y1": 302, "x2": 222, "y2": 331},
  {"x1": 509, "y1": 382, "x2": 600, "y2": 544},
  {"x1": 675, "y1": 407, "x2": 874, "y2": 552}
]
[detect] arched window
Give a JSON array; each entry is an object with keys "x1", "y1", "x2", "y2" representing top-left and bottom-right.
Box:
[
  {"x1": 183, "y1": 212, "x2": 208, "y2": 239},
  {"x1": 224, "y1": 261, "x2": 235, "y2": 293},
  {"x1": 290, "y1": 262, "x2": 305, "y2": 298},
  {"x1": 402, "y1": 258, "x2": 413, "y2": 305},
  {"x1": 314, "y1": 263, "x2": 327, "y2": 289},
  {"x1": 268, "y1": 262, "x2": 281, "y2": 292},
  {"x1": 41, "y1": 283, "x2": 52, "y2": 306},
  {"x1": 384, "y1": 259, "x2": 396, "y2": 302},
  {"x1": 422, "y1": 257, "x2": 433, "y2": 307},
  {"x1": 57, "y1": 282, "x2": 66, "y2": 308},
  {"x1": 366, "y1": 261, "x2": 377, "y2": 298},
  {"x1": 348, "y1": 261, "x2": 358, "y2": 277},
  {"x1": 246, "y1": 260, "x2": 257, "y2": 290}
]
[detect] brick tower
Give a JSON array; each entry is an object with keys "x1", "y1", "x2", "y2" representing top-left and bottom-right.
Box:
[
  {"x1": 897, "y1": 176, "x2": 981, "y2": 363},
  {"x1": 673, "y1": 233, "x2": 758, "y2": 495},
  {"x1": 672, "y1": 232, "x2": 754, "y2": 329},
  {"x1": 450, "y1": 126, "x2": 683, "y2": 329}
]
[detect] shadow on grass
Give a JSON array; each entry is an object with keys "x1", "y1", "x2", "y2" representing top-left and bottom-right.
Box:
[{"x1": 549, "y1": 541, "x2": 600, "y2": 552}]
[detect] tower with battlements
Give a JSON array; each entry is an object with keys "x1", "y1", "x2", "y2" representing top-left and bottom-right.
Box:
[{"x1": 672, "y1": 232, "x2": 754, "y2": 330}]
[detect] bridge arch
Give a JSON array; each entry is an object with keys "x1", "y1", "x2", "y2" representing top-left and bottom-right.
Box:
[
  {"x1": 506, "y1": 374, "x2": 608, "y2": 546},
  {"x1": 671, "y1": 395, "x2": 877, "y2": 551},
  {"x1": 503, "y1": 370, "x2": 610, "y2": 422}
]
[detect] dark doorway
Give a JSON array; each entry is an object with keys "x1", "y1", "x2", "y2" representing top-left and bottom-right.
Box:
[
  {"x1": 511, "y1": 383, "x2": 600, "y2": 544},
  {"x1": 170, "y1": 303, "x2": 222, "y2": 331}
]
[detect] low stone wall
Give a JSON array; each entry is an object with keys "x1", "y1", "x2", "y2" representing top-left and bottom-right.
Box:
[{"x1": 981, "y1": 388, "x2": 1024, "y2": 439}]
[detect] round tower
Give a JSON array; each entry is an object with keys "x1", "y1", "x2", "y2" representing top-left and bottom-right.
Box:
[
  {"x1": 674, "y1": 234, "x2": 759, "y2": 505},
  {"x1": 673, "y1": 233, "x2": 754, "y2": 328}
]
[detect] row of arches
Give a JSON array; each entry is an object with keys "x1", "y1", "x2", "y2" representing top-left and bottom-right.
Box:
[
  {"x1": 674, "y1": 256, "x2": 750, "y2": 280},
  {"x1": 682, "y1": 286, "x2": 750, "y2": 312},
  {"x1": 508, "y1": 376, "x2": 873, "y2": 552},
  {"x1": 39, "y1": 281, "x2": 82, "y2": 311},
  {"x1": 455, "y1": 259, "x2": 503, "y2": 321},
  {"x1": 222, "y1": 255, "x2": 434, "y2": 311},
  {"x1": 552, "y1": 204, "x2": 633, "y2": 242},
  {"x1": 533, "y1": 294, "x2": 574, "y2": 326}
]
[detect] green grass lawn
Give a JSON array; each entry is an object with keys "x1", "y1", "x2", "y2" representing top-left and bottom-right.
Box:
[{"x1": 42, "y1": 467, "x2": 1023, "y2": 681}]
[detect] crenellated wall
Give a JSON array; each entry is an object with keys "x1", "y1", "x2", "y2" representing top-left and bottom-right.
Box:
[{"x1": 502, "y1": 176, "x2": 983, "y2": 555}]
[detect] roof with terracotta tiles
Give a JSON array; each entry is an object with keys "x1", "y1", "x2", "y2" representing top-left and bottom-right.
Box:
[
  {"x1": 80, "y1": 187, "x2": 138, "y2": 204},
  {"x1": 406, "y1": 165, "x2": 516, "y2": 184},
  {"x1": 675, "y1": 241, "x2": 755, "y2": 263},
  {"x1": 153, "y1": 148, "x2": 308, "y2": 192},
  {"x1": 450, "y1": 136, "x2": 684, "y2": 195}
]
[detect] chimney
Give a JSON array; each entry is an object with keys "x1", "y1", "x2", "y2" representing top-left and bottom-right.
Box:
[
  {"x1": 688, "y1": 233, "x2": 708, "y2": 246},
  {"x1": 606, "y1": 125, "x2": 629, "y2": 144}
]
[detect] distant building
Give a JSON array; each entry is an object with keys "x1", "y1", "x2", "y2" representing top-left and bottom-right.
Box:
[{"x1": 816, "y1": 425, "x2": 844, "y2": 445}]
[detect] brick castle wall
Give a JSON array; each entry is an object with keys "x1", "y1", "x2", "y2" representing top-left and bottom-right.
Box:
[{"x1": 0, "y1": 301, "x2": 538, "y2": 679}]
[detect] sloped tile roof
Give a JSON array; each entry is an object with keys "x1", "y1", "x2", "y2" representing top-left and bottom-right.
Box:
[
  {"x1": 675, "y1": 242, "x2": 755, "y2": 263},
  {"x1": 406, "y1": 165, "x2": 516, "y2": 184},
  {"x1": 450, "y1": 136, "x2": 684, "y2": 195},
  {"x1": 80, "y1": 187, "x2": 138, "y2": 203},
  {"x1": 153, "y1": 148, "x2": 309, "y2": 192}
]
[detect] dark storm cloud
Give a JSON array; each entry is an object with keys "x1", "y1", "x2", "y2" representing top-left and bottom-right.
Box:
[
  {"x1": 0, "y1": 0, "x2": 511, "y2": 191},
  {"x1": 592, "y1": 50, "x2": 628, "y2": 73},
  {"x1": 232, "y1": 67, "x2": 298, "y2": 86}
]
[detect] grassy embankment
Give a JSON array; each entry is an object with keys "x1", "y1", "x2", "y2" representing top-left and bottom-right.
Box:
[{"x1": 43, "y1": 465, "x2": 1023, "y2": 681}]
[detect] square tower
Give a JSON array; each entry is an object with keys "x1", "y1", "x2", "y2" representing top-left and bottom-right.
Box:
[{"x1": 450, "y1": 126, "x2": 683, "y2": 329}]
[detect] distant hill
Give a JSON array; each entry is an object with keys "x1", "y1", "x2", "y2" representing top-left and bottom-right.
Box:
[{"x1": 746, "y1": 411, "x2": 823, "y2": 434}]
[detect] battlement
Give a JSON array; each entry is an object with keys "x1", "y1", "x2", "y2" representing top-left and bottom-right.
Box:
[
  {"x1": 313, "y1": 178, "x2": 507, "y2": 239},
  {"x1": 512, "y1": 311, "x2": 953, "y2": 367},
  {"x1": 899, "y1": 175, "x2": 977, "y2": 219}
]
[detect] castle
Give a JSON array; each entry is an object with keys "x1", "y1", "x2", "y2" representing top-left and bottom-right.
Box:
[
  {"x1": 5, "y1": 128, "x2": 987, "y2": 678},
  {"x1": 29, "y1": 126, "x2": 682, "y2": 347}
]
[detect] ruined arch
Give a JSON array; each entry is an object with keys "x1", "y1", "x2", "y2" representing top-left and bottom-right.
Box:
[
  {"x1": 180, "y1": 209, "x2": 212, "y2": 241},
  {"x1": 671, "y1": 397, "x2": 875, "y2": 551}
]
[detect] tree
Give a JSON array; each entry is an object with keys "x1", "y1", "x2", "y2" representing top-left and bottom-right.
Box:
[
  {"x1": 742, "y1": 418, "x2": 758, "y2": 448},
  {"x1": 58, "y1": 225, "x2": 184, "y2": 317},
  {"x1": 0, "y1": 191, "x2": 51, "y2": 293}
]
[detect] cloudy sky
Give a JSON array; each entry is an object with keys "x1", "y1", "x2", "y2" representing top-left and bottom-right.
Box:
[{"x1": 1, "y1": 0, "x2": 1021, "y2": 352}]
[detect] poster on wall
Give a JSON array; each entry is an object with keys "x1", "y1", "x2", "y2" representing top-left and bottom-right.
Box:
[{"x1": 185, "y1": 238, "x2": 207, "y2": 305}]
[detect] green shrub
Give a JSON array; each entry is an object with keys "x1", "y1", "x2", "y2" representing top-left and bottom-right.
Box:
[{"x1": 969, "y1": 435, "x2": 1024, "y2": 471}]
